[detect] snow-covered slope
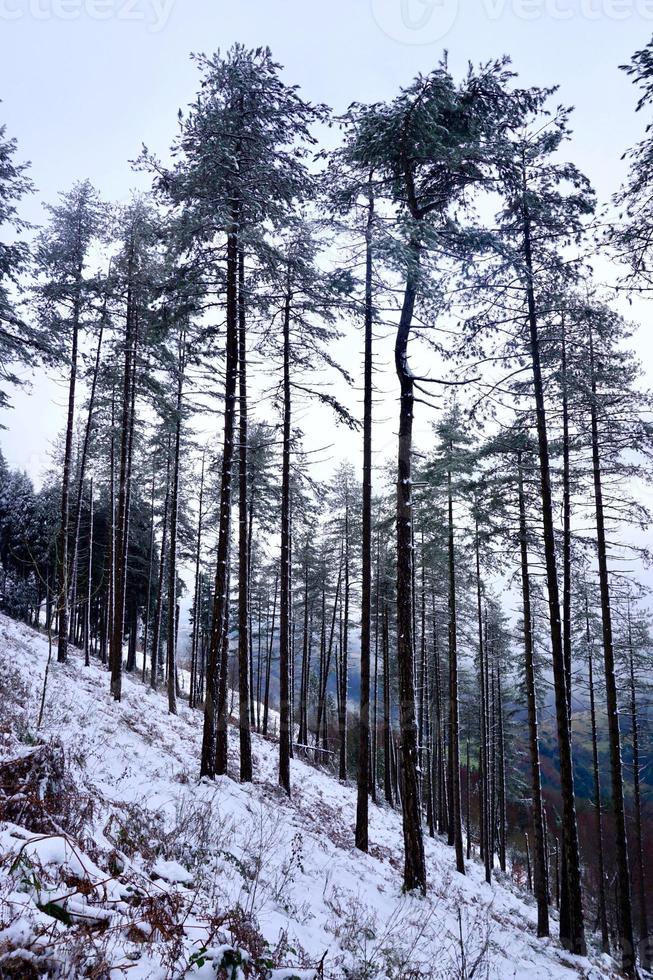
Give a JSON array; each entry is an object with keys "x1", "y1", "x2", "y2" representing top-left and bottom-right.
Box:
[{"x1": 0, "y1": 614, "x2": 617, "y2": 979}]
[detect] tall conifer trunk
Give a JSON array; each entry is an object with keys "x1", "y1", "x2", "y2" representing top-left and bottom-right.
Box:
[
  {"x1": 588, "y1": 328, "x2": 635, "y2": 974},
  {"x1": 299, "y1": 554, "x2": 310, "y2": 750},
  {"x1": 237, "y1": 246, "x2": 252, "y2": 781},
  {"x1": 394, "y1": 237, "x2": 426, "y2": 893},
  {"x1": 521, "y1": 179, "x2": 585, "y2": 954},
  {"x1": 105, "y1": 390, "x2": 116, "y2": 667},
  {"x1": 262, "y1": 572, "x2": 278, "y2": 737},
  {"x1": 69, "y1": 278, "x2": 109, "y2": 651},
  {"x1": 382, "y1": 600, "x2": 393, "y2": 808},
  {"x1": 476, "y1": 528, "x2": 490, "y2": 884},
  {"x1": 142, "y1": 469, "x2": 156, "y2": 684},
  {"x1": 56, "y1": 268, "x2": 82, "y2": 664},
  {"x1": 517, "y1": 453, "x2": 549, "y2": 937},
  {"x1": 189, "y1": 455, "x2": 205, "y2": 708},
  {"x1": 166, "y1": 328, "x2": 185, "y2": 716},
  {"x1": 201, "y1": 206, "x2": 239, "y2": 778},
  {"x1": 338, "y1": 508, "x2": 350, "y2": 781},
  {"x1": 561, "y1": 322, "x2": 572, "y2": 712},
  {"x1": 151, "y1": 437, "x2": 171, "y2": 689},
  {"x1": 496, "y1": 668, "x2": 507, "y2": 873},
  {"x1": 110, "y1": 242, "x2": 138, "y2": 701},
  {"x1": 627, "y1": 605, "x2": 650, "y2": 967},
  {"x1": 279, "y1": 287, "x2": 292, "y2": 794},
  {"x1": 587, "y1": 614, "x2": 610, "y2": 955},
  {"x1": 121, "y1": 339, "x2": 138, "y2": 674},
  {"x1": 447, "y1": 464, "x2": 465, "y2": 875},
  {"x1": 84, "y1": 477, "x2": 93, "y2": 667},
  {"x1": 356, "y1": 185, "x2": 374, "y2": 848},
  {"x1": 371, "y1": 540, "x2": 381, "y2": 806}
]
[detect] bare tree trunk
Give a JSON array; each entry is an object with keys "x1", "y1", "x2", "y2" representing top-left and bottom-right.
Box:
[
  {"x1": 356, "y1": 184, "x2": 374, "y2": 847},
  {"x1": 382, "y1": 600, "x2": 393, "y2": 808},
  {"x1": 69, "y1": 275, "x2": 109, "y2": 660},
  {"x1": 299, "y1": 555, "x2": 310, "y2": 750},
  {"x1": 247, "y1": 488, "x2": 256, "y2": 728},
  {"x1": 237, "y1": 246, "x2": 252, "y2": 781},
  {"x1": 279, "y1": 289, "x2": 292, "y2": 794},
  {"x1": 189, "y1": 455, "x2": 205, "y2": 707},
  {"x1": 122, "y1": 338, "x2": 137, "y2": 674},
  {"x1": 263, "y1": 572, "x2": 278, "y2": 737},
  {"x1": 483, "y1": 620, "x2": 495, "y2": 871},
  {"x1": 289, "y1": 511, "x2": 295, "y2": 761},
  {"x1": 476, "y1": 527, "x2": 490, "y2": 883},
  {"x1": 371, "y1": 537, "x2": 380, "y2": 805},
  {"x1": 317, "y1": 562, "x2": 341, "y2": 758},
  {"x1": 561, "y1": 321, "x2": 572, "y2": 715},
  {"x1": 84, "y1": 477, "x2": 93, "y2": 667},
  {"x1": 521, "y1": 185, "x2": 585, "y2": 954},
  {"x1": 418, "y1": 532, "x2": 426, "y2": 814},
  {"x1": 517, "y1": 452, "x2": 549, "y2": 937},
  {"x1": 394, "y1": 238, "x2": 426, "y2": 894},
  {"x1": 142, "y1": 469, "x2": 156, "y2": 684},
  {"x1": 557, "y1": 318, "x2": 575, "y2": 962},
  {"x1": 496, "y1": 667, "x2": 506, "y2": 873},
  {"x1": 151, "y1": 438, "x2": 171, "y2": 689},
  {"x1": 627, "y1": 604, "x2": 650, "y2": 968},
  {"x1": 589, "y1": 327, "x2": 635, "y2": 974},
  {"x1": 201, "y1": 208, "x2": 239, "y2": 779},
  {"x1": 447, "y1": 465, "x2": 465, "y2": 875},
  {"x1": 110, "y1": 252, "x2": 138, "y2": 700},
  {"x1": 424, "y1": 621, "x2": 435, "y2": 838},
  {"x1": 255, "y1": 591, "x2": 262, "y2": 730},
  {"x1": 103, "y1": 388, "x2": 116, "y2": 668},
  {"x1": 433, "y1": 600, "x2": 446, "y2": 835},
  {"x1": 339, "y1": 505, "x2": 350, "y2": 781},
  {"x1": 166, "y1": 329, "x2": 185, "y2": 715},
  {"x1": 465, "y1": 738, "x2": 471, "y2": 860},
  {"x1": 56, "y1": 285, "x2": 81, "y2": 664},
  {"x1": 489, "y1": 659, "x2": 497, "y2": 876},
  {"x1": 587, "y1": 623, "x2": 610, "y2": 955},
  {"x1": 215, "y1": 569, "x2": 232, "y2": 770}
]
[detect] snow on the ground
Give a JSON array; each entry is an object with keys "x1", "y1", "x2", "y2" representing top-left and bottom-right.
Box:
[{"x1": 0, "y1": 614, "x2": 618, "y2": 979}]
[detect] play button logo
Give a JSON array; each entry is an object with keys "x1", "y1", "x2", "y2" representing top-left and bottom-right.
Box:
[{"x1": 371, "y1": 0, "x2": 459, "y2": 44}]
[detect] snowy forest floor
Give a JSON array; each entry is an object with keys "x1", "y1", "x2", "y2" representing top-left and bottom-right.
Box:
[{"x1": 0, "y1": 613, "x2": 622, "y2": 979}]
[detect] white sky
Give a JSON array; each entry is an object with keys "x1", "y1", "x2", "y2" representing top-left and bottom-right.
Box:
[{"x1": 2, "y1": 0, "x2": 653, "y2": 480}]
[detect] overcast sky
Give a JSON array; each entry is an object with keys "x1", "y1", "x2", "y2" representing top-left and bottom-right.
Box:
[{"x1": 2, "y1": 0, "x2": 653, "y2": 479}]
